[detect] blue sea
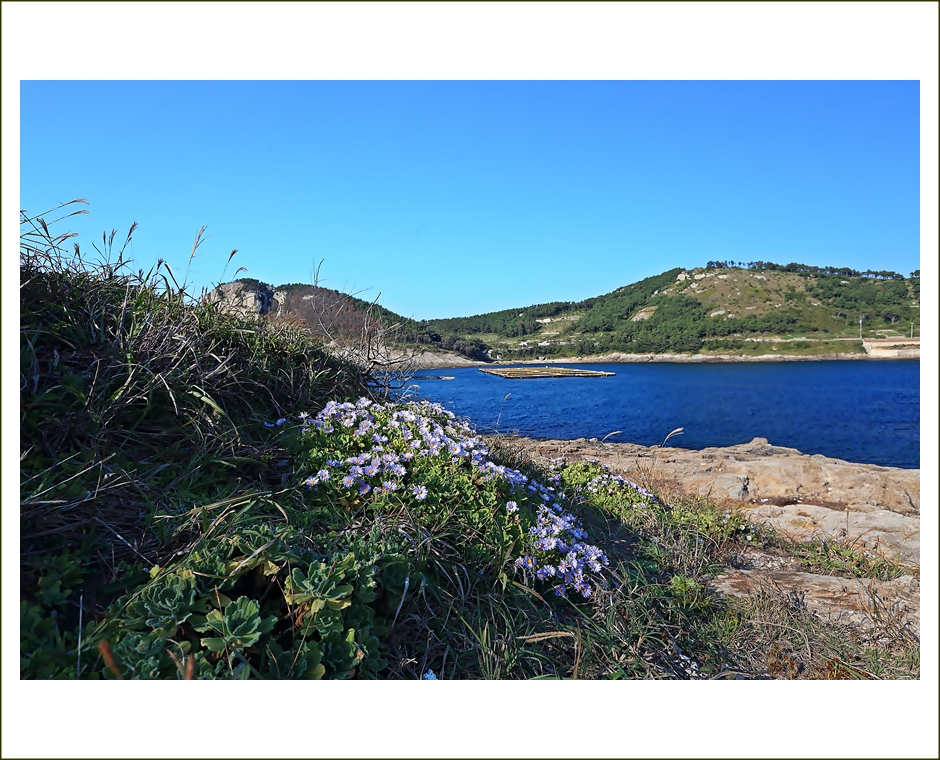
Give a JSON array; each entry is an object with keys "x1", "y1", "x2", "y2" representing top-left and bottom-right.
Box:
[{"x1": 404, "y1": 360, "x2": 920, "y2": 469}]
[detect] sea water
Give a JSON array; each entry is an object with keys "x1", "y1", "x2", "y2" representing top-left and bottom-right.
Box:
[{"x1": 404, "y1": 360, "x2": 920, "y2": 469}]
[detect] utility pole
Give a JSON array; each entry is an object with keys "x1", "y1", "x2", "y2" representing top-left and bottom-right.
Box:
[
  {"x1": 911, "y1": 323, "x2": 914, "y2": 339},
  {"x1": 859, "y1": 317, "x2": 863, "y2": 341}
]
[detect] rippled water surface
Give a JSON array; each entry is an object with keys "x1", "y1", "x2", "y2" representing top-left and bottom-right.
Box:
[{"x1": 405, "y1": 360, "x2": 920, "y2": 469}]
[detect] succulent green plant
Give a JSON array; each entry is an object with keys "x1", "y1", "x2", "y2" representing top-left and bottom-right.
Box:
[
  {"x1": 265, "y1": 640, "x2": 325, "y2": 679},
  {"x1": 320, "y1": 628, "x2": 361, "y2": 677},
  {"x1": 352, "y1": 624, "x2": 387, "y2": 678},
  {"x1": 109, "y1": 631, "x2": 182, "y2": 679},
  {"x1": 194, "y1": 596, "x2": 277, "y2": 652},
  {"x1": 122, "y1": 570, "x2": 207, "y2": 637},
  {"x1": 282, "y1": 556, "x2": 357, "y2": 609}
]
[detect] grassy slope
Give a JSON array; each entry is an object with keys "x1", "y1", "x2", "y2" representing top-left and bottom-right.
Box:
[{"x1": 20, "y1": 207, "x2": 918, "y2": 680}]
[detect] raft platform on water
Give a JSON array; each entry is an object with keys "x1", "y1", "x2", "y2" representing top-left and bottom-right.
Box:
[{"x1": 479, "y1": 366, "x2": 616, "y2": 379}]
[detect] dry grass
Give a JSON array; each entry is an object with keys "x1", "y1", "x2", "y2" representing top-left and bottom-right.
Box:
[{"x1": 20, "y1": 201, "x2": 376, "y2": 629}]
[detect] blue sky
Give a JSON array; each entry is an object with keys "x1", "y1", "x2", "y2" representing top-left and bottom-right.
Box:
[{"x1": 20, "y1": 79, "x2": 921, "y2": 320}]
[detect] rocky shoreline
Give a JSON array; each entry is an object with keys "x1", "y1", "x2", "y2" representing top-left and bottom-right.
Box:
[
  {"x1": 498, "y1": 434, "x2": 921, "y2": 636},
  {"x1": 398, "y1": 351, "x2": 922, "y2": 636},
  {"x1": 407, "y1": 350, "x2": 916, "y2": 369}
]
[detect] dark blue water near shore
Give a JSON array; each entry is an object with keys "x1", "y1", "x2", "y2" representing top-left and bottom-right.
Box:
[{"x1": 405, "y1": 360, "x2": 920, "y2": 469}]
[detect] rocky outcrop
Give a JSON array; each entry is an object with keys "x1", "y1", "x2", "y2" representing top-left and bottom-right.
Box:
[
  {"x1": 503, "y1": 435, "x2": 920, "y2": 637},
  {"x1": 507, "y1": 436, "x2": 919, "y2": 516},
  {"x1": 207, "y1": 281, "x2": 374, "y2": 342},
  {"x1": 207, "y1": 280, "x2": 281, "y2": 315},
  {"x1": 406, "y1": 351, "x2": 482, "y2": 369}
]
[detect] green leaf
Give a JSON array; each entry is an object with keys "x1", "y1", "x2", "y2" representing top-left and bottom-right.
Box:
[
  {"x1": 210, "y1": 592, "x2": 234, "y2": 609},
  {"x1": 200, "y1": 637, "x2": 227, "y2": 652}
]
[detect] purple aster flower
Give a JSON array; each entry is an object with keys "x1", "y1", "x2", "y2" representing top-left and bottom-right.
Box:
[
  {"x1": 536, "y1": 537, "x2": 557, "y2": 551},
  {"x1": 412, "y1": 485, "x2": 428, "y2": 501},
  {"x1": 506, "y1": 501, "x2": 518, "y2": 513}
]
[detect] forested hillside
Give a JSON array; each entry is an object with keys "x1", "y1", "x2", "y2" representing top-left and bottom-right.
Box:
[
  {"x1": 216, "y1": 263, "x2": 919, "y2": 362},
  {"x1": 426, "y1": 263, "x2": 920, "y2": 360}
]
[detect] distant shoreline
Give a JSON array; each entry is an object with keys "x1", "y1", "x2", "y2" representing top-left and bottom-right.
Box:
[{"x1": 411, "y1": 351, "x2": 920, "y2": 369}]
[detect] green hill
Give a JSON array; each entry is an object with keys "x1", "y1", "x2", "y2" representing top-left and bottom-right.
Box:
[
  {"x1": 214, "y1": 262, "x2": 919, "y2": 362},
  {"x1": 426, "y1": 263, "x2": 920, "y2": 359}
]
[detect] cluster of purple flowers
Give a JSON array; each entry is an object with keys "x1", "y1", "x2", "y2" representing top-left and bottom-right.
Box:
[
  {"x1": 515, "y1": 503, "x2": 609, "y2": 598},
  {"x1": 294, "y1": 397, "x2": 612, "y2": 598},
  {"x1": 299, "y1": 398, "x2": 495, "y2": 500}
]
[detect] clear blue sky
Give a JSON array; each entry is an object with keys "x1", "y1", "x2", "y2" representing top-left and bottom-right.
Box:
[{"x1": 20, "y1": 80, "x2": 920, "y2": 320}]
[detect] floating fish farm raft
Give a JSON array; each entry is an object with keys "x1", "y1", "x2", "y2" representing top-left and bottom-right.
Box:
[{"x1": 479, "y1": 366, "x2": 616, "y2": 379}]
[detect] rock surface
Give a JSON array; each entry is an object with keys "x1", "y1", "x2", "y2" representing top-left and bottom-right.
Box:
[
  {"x1": 502, "y1": 435, "x2": 921, "y2": 637},
  {"x1": 745, "y1": 504, "x2": 919, "y2": 565},
  {"x1": 507, "y1": 435, "x2": 919, "y2": 516},
  {"x1": 710, "y1": 567, "x2": 920, "y2": 636}
]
